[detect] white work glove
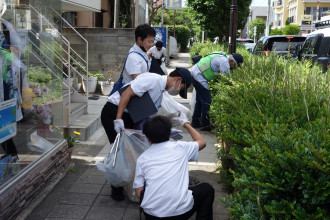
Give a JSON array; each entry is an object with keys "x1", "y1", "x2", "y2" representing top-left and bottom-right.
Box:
[
  {"x1": 170, "y1": 128, "x2": 183, "y2": 141},
  {"x1": 173, "y1": 112, "x2": 190, "y2": 127},
  {"x1": 113, "y1": 119, "x2": 125, "y2": 133},
  {"x1": 161, "y1": 57, "x2": 165, "y2": 62}
]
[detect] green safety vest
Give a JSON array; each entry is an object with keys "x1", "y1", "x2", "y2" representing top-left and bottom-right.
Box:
[{"x1": 197, "y1": 51, "x2": 227, "y2": 81}]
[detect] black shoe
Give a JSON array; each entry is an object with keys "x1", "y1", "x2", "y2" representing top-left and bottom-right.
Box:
[
  {"x1": 200, "y1": 125, "x2": 212, "y2": 131},
  {"x1": 111, "y1": 186, "x2": 125, "y2": 201}
]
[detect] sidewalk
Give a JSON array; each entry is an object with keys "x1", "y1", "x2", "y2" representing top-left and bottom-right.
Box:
[{"x1": 24, "y1": 53, "x2": 229, "y2": 220}]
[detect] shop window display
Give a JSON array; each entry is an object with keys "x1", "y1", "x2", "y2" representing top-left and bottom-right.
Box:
[{"x1": 0, "y1": 0, "x2": 63, "y2": 188}]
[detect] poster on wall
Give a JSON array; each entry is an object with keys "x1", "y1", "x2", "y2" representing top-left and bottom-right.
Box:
[
  {"x1": 154, "y1": 27, "x2": 167, "y2": 48},
  {"x1": 0, "y1": 98, "x2": 17, "y2": 144}
]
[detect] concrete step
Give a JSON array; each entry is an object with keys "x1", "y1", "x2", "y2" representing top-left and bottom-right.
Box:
[{"x1": 64, "y1": 114, "x2": 101, "y2": 141}]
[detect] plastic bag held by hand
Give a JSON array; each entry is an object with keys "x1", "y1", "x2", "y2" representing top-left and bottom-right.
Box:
[
  {"x1": 95, "y1": 130, "x2": 150, "y2": 202},
  {"x1": 161, "y1": 92, "x2": 191, "y2": 117}
]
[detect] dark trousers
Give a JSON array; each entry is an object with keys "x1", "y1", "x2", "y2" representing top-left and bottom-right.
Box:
[
  {"x1": 101, "y1": 102, "x2": 134, "y2": 143},
  {"x1": 192, "y1": 80, "x2": 211, "y2": 127},
  {"x1": 144, "y1": 183, "x2": 214, "y2": 220},
  {"x1": 1, "y1": 138, "x2": 18, "y2": 157}
]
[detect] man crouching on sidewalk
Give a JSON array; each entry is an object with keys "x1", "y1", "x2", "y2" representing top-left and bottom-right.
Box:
[{"x1": 133, "y1": 114, "x2": 214, "y2": 220}]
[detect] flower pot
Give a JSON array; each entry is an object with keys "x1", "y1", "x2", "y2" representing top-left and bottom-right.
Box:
[
  {"x1": 99, "y1": 81, "x2": 114, "y2": 96},
  {"x1": 63, "y1": 77, "x2": 76, "y2": 87},
  {"x1": 82, "y1": 76, "x2": 98, "y2": 93}
]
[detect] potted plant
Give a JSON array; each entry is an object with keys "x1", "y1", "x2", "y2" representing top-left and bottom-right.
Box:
[{"x1": 82, "y1": 72, "x2": 101, "y2": 93}]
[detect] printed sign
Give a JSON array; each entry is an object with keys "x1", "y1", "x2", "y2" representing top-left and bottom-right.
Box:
[
  {"x1": 154, "y1": 27, "x2": 167, "y2": 48},
  {"x1": 166, "y1": 0, "x2": 182, "y2": 10},
  {"x1": 0, "y1": 98, "x2": 17, "y2": 144}
]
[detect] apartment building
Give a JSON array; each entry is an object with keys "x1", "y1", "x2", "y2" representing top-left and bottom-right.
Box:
[{"x1": 272, "y1": 0, "x2": 330, "y2": 34}]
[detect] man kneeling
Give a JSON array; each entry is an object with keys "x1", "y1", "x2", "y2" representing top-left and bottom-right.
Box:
[{"x1": 133, "y1": 114, "x2": 214, "y2": 220}]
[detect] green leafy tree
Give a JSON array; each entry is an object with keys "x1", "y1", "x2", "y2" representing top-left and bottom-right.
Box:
[
  {"x1": 187, "y1": 0, "x2": 252, "y2": 41},
  {"x1": 283, "y1": 24, "x2": 300, "y2": 35},
  {"x1": 147, "y1": 0, "x2": 163, "y2": 25},
  {"x1": 270, "y1": 28, "x2": 283, "y2": 35},
  {"x1": 285, "y1": 19, "x2": 290, "y2": 26},
  {"x1": 249, "y1": 18, "x2": 266, "y2": 40}
]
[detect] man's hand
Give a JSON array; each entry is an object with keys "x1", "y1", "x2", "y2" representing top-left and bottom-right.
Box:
[
  {"x1": 170, "y1": 128, "x2": 183, "y2": 140},
  {"x1": 114, "y1": 119, "x2": 125, "y2": 133},
  {"x1": 173, "y1": 112, "x2": 190, "y2": 127},
  {"x1": 161, "y1": 57, "x2": 165, "y2": 62}
]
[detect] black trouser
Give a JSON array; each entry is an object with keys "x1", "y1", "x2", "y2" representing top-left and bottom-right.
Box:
[
  {"x1": 101, "y1": 102, "x2": 134, "y2": 143},
  {"x1": 101, "y1": 102, "x2": 135, "y2": 194},
  {"x1": 144, "y1": 183, "x2": 214, "y2": 220},
  {"x1": 1, "y1": 138, "x2": 18, "y2": 157}
]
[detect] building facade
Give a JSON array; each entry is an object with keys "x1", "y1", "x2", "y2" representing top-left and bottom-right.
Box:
[{"x1": 272, "y1": 0, "x2": 330, "y2": 35}]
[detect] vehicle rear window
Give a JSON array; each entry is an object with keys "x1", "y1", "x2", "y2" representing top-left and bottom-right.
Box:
[{"x1": 266, "y1": 38, "x2": 306, "y2": 51}]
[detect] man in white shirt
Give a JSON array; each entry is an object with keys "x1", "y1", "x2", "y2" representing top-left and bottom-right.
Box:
[
  {"x1": 191, "y1": 52, "x2": 243, "y2": 131},
  {"x1": 133, "y1": 114, "x2": 214, "y2": 219},
  {"x1": 124, "y1": 24, "x2": 156, "y2": 83},
  {"x1": 101, "y1": 68, "x2": 194, "y2": 201},
  {"x1": 147, "y1": 41, "x2": 167, "y2": 65}
]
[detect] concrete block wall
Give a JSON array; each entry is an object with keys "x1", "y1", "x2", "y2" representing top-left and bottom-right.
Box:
[
  {"x1": 62, "y1": 28, "x2": 135, "y2": 82},
  {"x1": 0, "y1": 141, "x2": 69, "y2": 220}
]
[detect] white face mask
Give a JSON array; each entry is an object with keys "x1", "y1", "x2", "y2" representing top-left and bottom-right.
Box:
[{"x1": 167, "y1": 80, "x2": 181, "y2": 96}]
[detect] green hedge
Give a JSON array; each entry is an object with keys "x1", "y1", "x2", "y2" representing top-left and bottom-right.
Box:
[
  {"x1": 167, "y1": 25, "x2": 190, "y2": 51},
  {"x1": 208, "y1": 52, "x2": 329, "y2": 219}
]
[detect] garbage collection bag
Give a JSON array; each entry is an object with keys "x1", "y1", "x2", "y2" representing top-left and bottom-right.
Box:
[
  {"x1": 190, "y1": 88, "x2": 197, "y2": 116},
  {"x1": 161, "y1": 91, "x2": 191, "y2": 117},
  {"x1": 95, "y1": 130, "x2": 150, "y2": 201}
]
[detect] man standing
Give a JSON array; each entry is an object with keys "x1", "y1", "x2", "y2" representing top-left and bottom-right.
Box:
[
  {"x1": 191, "y1": 52, "x2": 243, "y2": 131},
  {"x1": 134, "y1": 114, "x2": 214, "y2": 219},
  {"x1": 124, "y1": 24, "x2": 156, "y2": 83}
]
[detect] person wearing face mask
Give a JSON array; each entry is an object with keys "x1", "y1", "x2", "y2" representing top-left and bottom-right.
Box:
[
  {"x1": 124, "y1": 24, "x2": 156, "y2": 83},
  {"x1": 190, "y1": 52, "x2": 243, "y2": 131},
  {"x1": 101, "y1": 68, "x2": 193, "y2": 201},
  {"x1": 147, "y1": 41, "x2": 167, "y2": 65}
]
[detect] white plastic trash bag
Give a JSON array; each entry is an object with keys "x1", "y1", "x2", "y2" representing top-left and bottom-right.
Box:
[
  {"x1": 160, "y1": 62, "x2": 168, "y2": 75},
  {"x1": 27, "y1": 131, "x2": 54, "y2": 153},
  {"x1": 161, "y1": 92, "x2": 191, "y2": 117},
  {"x1": 95, "y1": 130, "x2": 150, "y2": 201}
]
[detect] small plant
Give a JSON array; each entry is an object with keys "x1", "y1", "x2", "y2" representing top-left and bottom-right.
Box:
[{"x1": 66, "y1": 131, "x2": 80, "y2": 148}]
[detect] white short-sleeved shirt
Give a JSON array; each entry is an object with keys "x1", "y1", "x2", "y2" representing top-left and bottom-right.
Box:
[
  {"x1": 108, "y1": 73, "x2": 167, "y2": 112},
  {"x1": 147, "y1": 46, "x2": 167, "y2": 59},
  {"x1": 191, "y1": 55, "x2": 230, "y2": 90},
  {"x1": 133, "y1": 140, "x2": 199, "y2": 217},
  {"x1": 124, "y1": 43, "x2": 151, "y2": 83}
]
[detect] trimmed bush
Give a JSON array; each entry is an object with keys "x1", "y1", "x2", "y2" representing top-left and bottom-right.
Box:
[
  {"x1": 168, "y1": 25, "x2": 190, "y2": 51},
  {"x1": 270, "y1": 28, "x2": 283, "y2": 35},
  {"x1": 283, "y1": 24, "x2": 300, "y2": 35},
  {"x1": 210, "y1": 52, "x2": 330, "y2": 219}
]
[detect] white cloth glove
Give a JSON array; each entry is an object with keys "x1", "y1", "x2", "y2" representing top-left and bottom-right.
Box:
[
  {"x1": 161, "y1": 57, "x2": 165, "y2": 62},
  {"x1": 173, "y1": 112, "x2": 190, "y2": 127},
  {"x1": 113, "y1": 119, "x2": 125, "y2": 133},
  {"x1": 170, "y1": 128, "x2": 183, "y2": 141}
]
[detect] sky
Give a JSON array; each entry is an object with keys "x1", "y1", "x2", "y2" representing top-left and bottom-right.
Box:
[{"x1": 251, "y1": 0, "x2": 269, "y2": 7}]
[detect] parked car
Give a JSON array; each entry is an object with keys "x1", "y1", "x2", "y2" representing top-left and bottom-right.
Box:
[
  {"x1": 253, "y1": 35, "x2": 306, "y2": 58},
  {"x1": 236, "y1": 38, "x2": 254, "y2": 44},
  {"x1": 297, "y1": 28, "x2": 330, "y2": 72}
]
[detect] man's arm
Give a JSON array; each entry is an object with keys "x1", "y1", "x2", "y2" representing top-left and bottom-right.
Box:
[
  {"x1": 131, "y1": 74, "x2": 140, "y2": 80},
  {"x1": 135, "y1": 186, "x2": 144, "y2": 199},
  {"x1": 183, "y1": 122, "x2": 206, "y2": 151},
  {"x1": 115, "y1": 86, "x2": 136, "y2": 119}
]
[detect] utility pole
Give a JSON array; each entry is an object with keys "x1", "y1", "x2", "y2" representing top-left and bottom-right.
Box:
[
  {"x1": 316, "y1": 0, "x2": 320, "y2": 22},
  {"x1": 229, "y1": 0, "x2": 238, "y2": 54},
  {"x1": 161, "y1": 0, "x2": 164, "y2": 27},
  {"x1": 265, "y1": 0, "x2": 271, "y2": 36}
]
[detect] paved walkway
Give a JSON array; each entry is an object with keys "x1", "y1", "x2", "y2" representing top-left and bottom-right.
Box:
[{"x1": 23, "y1": 53, "x2": 229, "y2": 220}]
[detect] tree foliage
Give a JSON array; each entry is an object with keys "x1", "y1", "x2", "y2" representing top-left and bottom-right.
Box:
[
  {"x1": 270, "y1": 28, "x2": 283, "y2": 35},
  {"x1": 147, "y1": 0, "x2": 163, "y2": 25},
  {"x1": 249, "y1": 18, "x2": 266, "y2": 40},
  {"x1": 187, "y1": 0, "x2": 252, "y2": 41},
  {"x1": 283, "y1": 24, "x2": 300, "y2": 35}
]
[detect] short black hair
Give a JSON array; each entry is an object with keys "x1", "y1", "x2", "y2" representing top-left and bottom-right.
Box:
[
  {"x1": 135, "y1": 24, "x2": 156, "y2": 42},
  {"x1": 143, "y1": 115, "x2": 172, "y2": 144},
  {"x1": 155, "y1": 41, "x2": 163, "y2": 48}
]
